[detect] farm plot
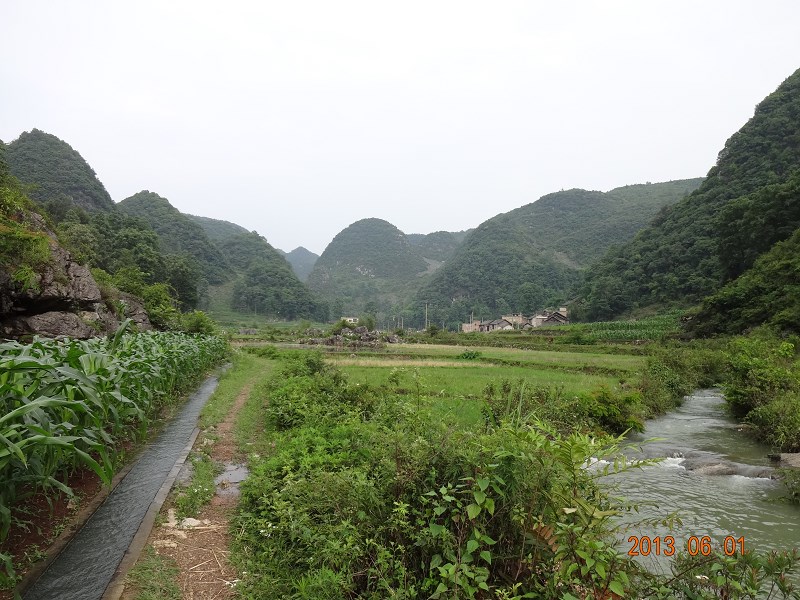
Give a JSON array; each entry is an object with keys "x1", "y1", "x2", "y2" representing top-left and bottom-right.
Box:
[{"x1": 0, "y1": 329, "x2": 227, "y2": 587}]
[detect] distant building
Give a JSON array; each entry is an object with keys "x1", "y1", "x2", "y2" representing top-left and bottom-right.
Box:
[
  {"x1": 480, "y1": 318, "x2": 514, "y2": 332},
  {"x1": 501, "y1": 313, "x2": 528, "y2": 327},
  {"x1": 542, "y1": 312, "x2": 569, "y2": 325},
  {"x1": 461, "y1": 319, "x2": 482, "y2": 333},
  {"x1": 461, "y1": 307, "x2": 569, "y2": 333},
  {"x1": 341, "y1": 317, "x2": 359, "y2": 324}
]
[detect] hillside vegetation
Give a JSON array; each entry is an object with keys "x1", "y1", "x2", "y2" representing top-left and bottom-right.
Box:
[
  {"x1": 187, "y1": 213, "x2": 249, "y2": 244},
  {"x1": 220, "y1": 232, "x2": 325, "y2": 321},
  {"x1": 307, "y1": 218, "x2": 434, "y2": 317},
  {"x1": 281, "y1": 246, "x2": 319, "y2": 281},
  {"x1": 118, "y1": 191, "x2": 230, "y2": 284},
  {"x1": 579, "y1": 68, "x2": 800, "y2": 321},
  {"x1": 5, "y1": 129, "x2": 114, "y2": 213},
  {"x1": 417, "y1": 180, "x2": 702, "y2": 328}
]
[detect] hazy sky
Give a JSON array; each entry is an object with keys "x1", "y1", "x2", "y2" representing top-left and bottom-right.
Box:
[{"x1": 2, "y1": 1, "x2": 799, "y2": 254}]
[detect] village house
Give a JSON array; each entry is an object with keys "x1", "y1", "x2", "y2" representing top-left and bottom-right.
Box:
[
  {"x1": 480, "y1": 318, "x2": 514, "y2": 332},
  {"x1": 501, "y1": 313, "x2": 528, "y2": 327},
  {"x1": 463, "y1": 307, "x2": 569, "y2": 333},
  {"x1": 461, "y1": 319, "x2": 482, "y2": 333}
]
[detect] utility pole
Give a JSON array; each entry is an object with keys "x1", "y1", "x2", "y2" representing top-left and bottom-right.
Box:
[{"x1": 425, "y1": 303, "x2": 428, "y2": 330}]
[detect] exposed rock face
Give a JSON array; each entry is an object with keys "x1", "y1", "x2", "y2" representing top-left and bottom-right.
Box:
[
  {"x1": 1, "y1": 234, "x2": 152, "y2": 339},
  {"x1": 17, "y1": 243, "x2": 102, "y2": 309},
  {"x1": 13, "y1": 311, "x2": 98, "y2": 339},
  {"x1": 119, "y1": 293, "x2": 153, "y2": 332}
]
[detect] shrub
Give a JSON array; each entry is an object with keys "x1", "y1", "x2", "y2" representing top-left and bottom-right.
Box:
[
  {"x1": 723, "y1": 335, "x2": 798, "y2": 417},
  {"x1": 746, "y1": 392, "x2": 800, "y2": 451},
  {"x1": 179, "y1": 310, "x2": 217, "y2": 334}
]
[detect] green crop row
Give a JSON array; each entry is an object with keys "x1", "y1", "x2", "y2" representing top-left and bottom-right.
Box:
[{"x1": 0, "y1": 324, "x2": 228, "y2": 585}]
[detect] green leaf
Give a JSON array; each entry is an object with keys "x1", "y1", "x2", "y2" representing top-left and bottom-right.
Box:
[
  {"x1": 473, "y1": 490, "x2": 486, "y2": 504},
  {"x1": 477, "y1": 478, "x2": 489, "y2": 491},
  {"x1": 467, "y1": 539, "x2": 479, "y2": 554},
  {"x1": 484, "y1": 497, "x2": 495, "y2": 515},
  {"x1": 467, "y1": 504, "x2": 481, "y2": 519},
  {"x1": 480, "y1": 550, "x2": 492, "y2": 564},
  {"x1": 608, "y1": 580, "x2": 625, "y2": 596}
]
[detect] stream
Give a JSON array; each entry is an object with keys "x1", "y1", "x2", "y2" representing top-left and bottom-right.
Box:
[{"x1": 608, "y1": 389, "x2": 799, "y2": 572}]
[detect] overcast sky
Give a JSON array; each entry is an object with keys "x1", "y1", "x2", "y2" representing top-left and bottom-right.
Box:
[{"x1": 2, "y1": 1, "x2": 799, "y2": 254}]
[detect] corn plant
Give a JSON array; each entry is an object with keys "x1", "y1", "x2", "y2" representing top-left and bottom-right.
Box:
[{"x1": 0, "y1": 324, "x2": 227, "y2": 585}]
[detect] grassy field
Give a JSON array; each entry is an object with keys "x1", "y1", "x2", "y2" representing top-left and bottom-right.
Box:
[
  {"x1": 331, "y1": 343, "x2": 646, "y2": 373},
  {"x1": 317, "y1": 342, "x2": 641, "y2": 431},
  {"x1": 338, "y1": 361, "x2": 624, "y2": 397}
]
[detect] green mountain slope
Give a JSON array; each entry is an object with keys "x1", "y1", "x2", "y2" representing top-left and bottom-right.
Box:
[
  {"x1": 281, "y1": 247, "x2": 319, "y2": 282},
  {"x1": 687, "y1": 226, "x2": 800, "y2": 335},
  {"x1": 5, "y1": 129, "x2": 114, "y2": 213},
  {"x1": 118, "y1": 191, "x2": 230, "y2": 284},
  {"x1": 417, "y1": 180, "x2": 702, "y2": 326},
  {"x1": 187, "y1": 214, "x2": 250, "y2": 244},
  {"x1": 220, "y1": 232, "x2": 324, "y2": 320},
  {"x1": 580, "y1": 69, "x2": 800, "y2": 320},
  {"x1": 306, "y1": 218, "x2": 432, "y2": 316},
  {"x1": 406, "y1": 230, "x2": 471, "y2": 276}
]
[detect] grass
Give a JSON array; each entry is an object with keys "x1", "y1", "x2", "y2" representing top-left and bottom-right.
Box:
[
  {"x1": 125, "y1": 546, "x2": 181, "y2": 600},
  {"x1": 339, "y1": 363, "x2": 624, "y2": 400},
  {"x1": 174, "y1": 453, "x2": 217, "y2": 520},
  {"x1": 327, "y1": 342, "x2": 644, "y2": 430},
  {"x1": 199, "y1": 351, "x2": 271, "y2": 428},
  {"x1": 234, "y1": 377, "x2": 274, "y2": 456},
  {"x1": 328, "y1": 343, "x2": 646, "y2": 373}
]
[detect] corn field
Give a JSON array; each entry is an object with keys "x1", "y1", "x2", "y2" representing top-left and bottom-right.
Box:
[{"x1": 0, "y1": 327, "x2": 227, "y2": 581}]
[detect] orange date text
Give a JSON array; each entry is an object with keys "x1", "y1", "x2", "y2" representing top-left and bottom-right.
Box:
[{"x1": 627, "y1": 535, "x2": 745, "y2": 557}]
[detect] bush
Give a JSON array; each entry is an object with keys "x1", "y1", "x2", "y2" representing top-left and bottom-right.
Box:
[
  {"x1": 723, "y1": 335, "x2": 798, "y2": 417},
  {"x1": 179, "y1": 310, "x2": 217, "y2": 334},
  {"x1": 746, "y1": 393, "x2": 800, "y2": 451}
]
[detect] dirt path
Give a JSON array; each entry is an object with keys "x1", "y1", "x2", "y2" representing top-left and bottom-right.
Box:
[{"x1": 121, "y1": 382, "x2": 254, "y2": 600}]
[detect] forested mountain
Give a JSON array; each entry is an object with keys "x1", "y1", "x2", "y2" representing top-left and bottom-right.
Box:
[
  {"x1": 417, "y1": 180, "x2": 702, "y2": 327},
  {"x1": 407, "y1": 230, "x2": 471, "y2": 267},
  {"x1": 579, "y1": 69, "x2": 800, "y2": 321},
  {"x1": 306, "y1": 218, "x2": 461, "y2": 317},
  {"x1": 118, "y1": 191, "x2": 230, "y2": 284},
  {"x1": 5, "y1": 129, "x2": 114, "y2": 213},
  {"x1": 687, "y1": 227, "x2": 800, "y2": 336},
  {"x1": 188, "y1": 214, "x2": 250, "y2": 244},
  {"x1": 119, "y1": 194, "x2": 324, "y2": 319},
  {"x1": 220, "y1": 232, "x2": 324, "y2": 320},
  {"x1": 281, "y1": 247, "x2": 319, "y2": 282}
]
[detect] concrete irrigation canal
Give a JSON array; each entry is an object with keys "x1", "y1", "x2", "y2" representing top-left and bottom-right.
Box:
[{"x1": 22, "y1": 373, "x2": 223, "y2": 600}]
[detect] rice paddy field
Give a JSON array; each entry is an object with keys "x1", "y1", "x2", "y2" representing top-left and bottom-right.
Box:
[{"x1": 317, "y1": 344, "x2": 646, "y2": 428}]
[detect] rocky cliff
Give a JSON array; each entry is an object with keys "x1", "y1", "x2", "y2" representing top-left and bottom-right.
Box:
[{"x1": 1, "y1": 215, "x2": 151, "y2": 339}]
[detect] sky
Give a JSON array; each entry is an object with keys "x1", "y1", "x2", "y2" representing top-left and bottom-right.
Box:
[{"x1": 2, "y1": 1, "x2": 800, "y2": 255}]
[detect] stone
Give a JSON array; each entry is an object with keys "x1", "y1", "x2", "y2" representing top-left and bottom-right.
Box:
[
  {"x1": 4, "y1": 311, "x2": 96, "y2": 339},
  {"x1": 120, "y1": 293, "x2": 153, "y2": 331},
  {"x1": 18, "y1": 243, "x2": 102, "y2": 307}
]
